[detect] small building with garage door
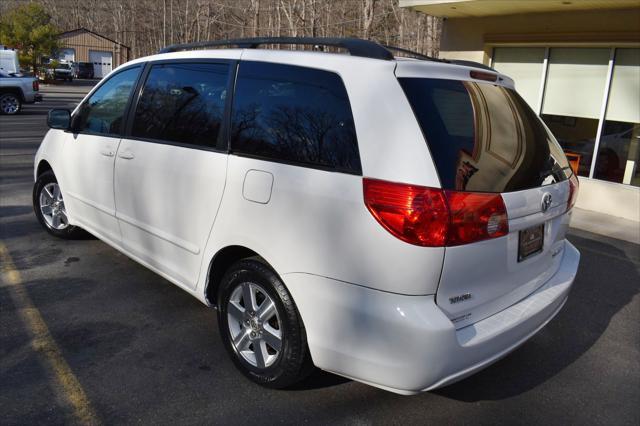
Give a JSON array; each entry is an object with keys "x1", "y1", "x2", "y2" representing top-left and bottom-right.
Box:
[{"x1": 56, "y1": 28, "x2": 130, "y2": 78}]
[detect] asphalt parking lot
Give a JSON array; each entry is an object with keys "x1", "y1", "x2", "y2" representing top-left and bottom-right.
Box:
[{"x1": 1, "y1": 82, "x2": 639, "y2": 425}]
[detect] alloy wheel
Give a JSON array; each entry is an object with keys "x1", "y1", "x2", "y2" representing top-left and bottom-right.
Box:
[
  {"x1": 0, "y1": 95, "x2": 19, "y2": 114},
  {"x1": 39, "y1": 182, "x2": 69, "y2": 230},
  {"x1": 227, "y1": 282, "x2": 282, "y2": 368}
]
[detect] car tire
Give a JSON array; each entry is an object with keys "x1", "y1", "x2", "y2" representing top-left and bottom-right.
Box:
[
  {"x1": 0, "y1": 93, "x2": 21, "y2": 115},
  {"x1": 217, "y1": 257, "x2": 313, "y2": 389},
  {"x1": 33, "y1": 170, "x2": 84, "y2": 239}
]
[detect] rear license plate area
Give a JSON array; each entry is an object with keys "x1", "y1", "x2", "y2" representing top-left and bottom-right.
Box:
[{"x1": 518, "y1": 224, "x2": 544, "y2": 262}]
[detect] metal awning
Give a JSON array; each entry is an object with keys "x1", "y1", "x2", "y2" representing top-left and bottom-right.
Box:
[{"x1": 399, "y1": 0, "x2": 640, "y2": 18}]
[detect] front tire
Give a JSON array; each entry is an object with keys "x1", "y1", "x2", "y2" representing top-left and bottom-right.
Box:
[
  {"x1": 0, "y1": 93, "x2": 21, "y2": 115},
  {"x1": 217, "y1": 258, "x2": 313, "y2": 389},
  {"x1": 33, "y1": 171, "x2": 83, "y2": 239}
]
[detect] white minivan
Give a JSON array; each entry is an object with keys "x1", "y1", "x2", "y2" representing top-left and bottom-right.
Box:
[{"x1": 34, "y1": 38, "x2": 580, "y2": 395}]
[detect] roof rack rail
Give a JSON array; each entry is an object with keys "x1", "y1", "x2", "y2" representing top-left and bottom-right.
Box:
[
  {"x1": 158, "y1": 37, "x2": 498, "y2": 71},
  {"x1": 159, "y1": 37, "x2": 395, "y2": 61}
]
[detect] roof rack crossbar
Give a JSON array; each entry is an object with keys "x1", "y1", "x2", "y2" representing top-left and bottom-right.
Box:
[{"x1": 159, "y1": 37, "x2": 395, "y2": 61}]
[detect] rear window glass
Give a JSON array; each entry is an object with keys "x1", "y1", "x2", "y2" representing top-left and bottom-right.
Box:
[
  {"x1": 399, "y1": 78, "x2": 572, "y2": 192},
  {"x1": 230, "y1": 61, "x2": 361, "y2": 174}
]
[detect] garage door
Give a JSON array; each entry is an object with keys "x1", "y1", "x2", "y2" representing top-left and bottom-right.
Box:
[{"x1": 89, "y1": 50, "x2": 113, "y2": 78}]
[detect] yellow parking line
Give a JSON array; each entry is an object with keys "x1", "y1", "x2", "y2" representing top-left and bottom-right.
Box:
[{"x1": 0, "y1": 242, "x2": 100, "y2": 425}]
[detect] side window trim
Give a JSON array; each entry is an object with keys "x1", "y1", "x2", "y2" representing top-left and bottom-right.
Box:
[
  {"x1": 123, "y1": 58, "x2": 238, "y2": 153},
  {"x1": 71, "y1": 65, "x2": 143, "y2": 138}
]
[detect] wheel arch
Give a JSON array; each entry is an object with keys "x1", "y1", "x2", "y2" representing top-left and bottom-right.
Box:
[
  {"x1": 0, "y1": 87, "x2": 25, "y2": 102},
  {"x1": 205, "y1": 245, "x2": 269, "y2": 307},
  {"x1": 36, "y1": 160, "x2": 53, "y2": 178}
]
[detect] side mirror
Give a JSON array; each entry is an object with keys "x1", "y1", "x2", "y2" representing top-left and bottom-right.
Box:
[{"x1": 47, "y1": 109, "x2": 71, "y2": 130}]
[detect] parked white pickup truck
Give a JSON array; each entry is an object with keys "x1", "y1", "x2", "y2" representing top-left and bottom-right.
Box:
[{"x1": 0, "y1": 70, "x2": 42, "y2": 114}]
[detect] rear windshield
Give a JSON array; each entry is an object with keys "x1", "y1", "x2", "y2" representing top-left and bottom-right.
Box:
[{"x1": 399, "y1": 78, "x2": 572, "y2": 192}]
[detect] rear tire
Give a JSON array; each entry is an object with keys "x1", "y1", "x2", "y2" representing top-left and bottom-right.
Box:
[
  {"x1": 0, "y1": 93, "x2": 21, "y2": 115},
  {"x1": 33, "y1": 170, "x2": 84, "y2": 239},
  {"x1": 217, "y1": 258, "x2": 313, "y2": 389}
]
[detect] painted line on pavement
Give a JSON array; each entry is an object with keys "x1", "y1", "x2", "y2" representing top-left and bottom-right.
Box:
[{"x1": 0, "y1": 242, "x2": 100, "y2": 425}]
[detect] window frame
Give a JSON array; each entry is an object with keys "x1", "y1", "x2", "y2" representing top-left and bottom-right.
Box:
[
  {"x1": 228, "y1": 60, "x2": 363, "y2": 176},
  {"x1": 70, "y1": 64, "x2": 143, "y2": 138},
  {"x1": 123, "y1": 58, "x2": 238, "y2": 153}
]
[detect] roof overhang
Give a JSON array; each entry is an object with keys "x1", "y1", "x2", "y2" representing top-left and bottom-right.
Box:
[{"x1": 399, "y1": 0, "x2": 640, "y2": 18}]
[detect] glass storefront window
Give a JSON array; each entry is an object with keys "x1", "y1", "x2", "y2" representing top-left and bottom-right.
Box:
[
  {"x1": 492, "y1": 46, "x2": 640, "y2": 186},
  {"x1": 540, "y1": 114, "x2": 600, "y2": 177},
  {"x1": 492, "y1": 47, "x2": 545, "y2": 111},
  {"x1": 541, "y1": 48, "x2": 610, "y2": 177},
  {"x1": 594, "y1": 49, "x2": 640, "y2": 186}
]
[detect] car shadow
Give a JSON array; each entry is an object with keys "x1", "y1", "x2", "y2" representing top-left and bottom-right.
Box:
[
  {"x1": 288, "y1": 368, "x2": 351, "y2": 391},
  {"x1": 434, "y1": 229, "x2": 639, "y2": 402}
]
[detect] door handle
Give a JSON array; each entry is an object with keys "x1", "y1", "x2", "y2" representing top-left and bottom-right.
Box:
[
  {"x1": 100, "y1": 148, "x2": 115, "y2": 157},
  {"x1": 118, "y1": 150, "x2": 135, "y2": 160}
]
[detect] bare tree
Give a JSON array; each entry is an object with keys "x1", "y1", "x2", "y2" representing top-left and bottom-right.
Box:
[{"x1": 0, "y1": 0, "x2": 442, "y2": 59}]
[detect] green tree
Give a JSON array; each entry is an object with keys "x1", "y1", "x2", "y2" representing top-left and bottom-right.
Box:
[{"x1": 0, "y1": 3, "x2": 59, "y2": 75}]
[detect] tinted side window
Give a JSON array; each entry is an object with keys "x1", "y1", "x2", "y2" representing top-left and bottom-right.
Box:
[
  {"x1": 231, "y1": 61, "x2": 361, "y2": 174},
  {"x1": 132, "y1": 63, "x2": 229, "y2": 148},
  {"x1": 74, "y1": 66, "x2": 140, "y2": 136}
]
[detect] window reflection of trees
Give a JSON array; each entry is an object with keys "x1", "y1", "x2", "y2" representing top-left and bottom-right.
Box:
[
  {"x1": 75, "y1": 70, "x2": 138, "y2": 135},
  {"x1": 132, "y1": 65, "x2": 227, "y2": 147},
  {"x1": 233, "y1": 102, "x2": 359, "y2": 172}
]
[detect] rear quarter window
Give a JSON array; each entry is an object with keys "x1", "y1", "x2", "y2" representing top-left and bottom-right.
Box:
[{"x1": 230, "y1": 61, "x2": 361, "y2": 174}]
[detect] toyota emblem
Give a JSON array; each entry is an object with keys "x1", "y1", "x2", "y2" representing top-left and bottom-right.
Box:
[{"x1": 541, "y1": 193, "x2": 552, "y2": 212}]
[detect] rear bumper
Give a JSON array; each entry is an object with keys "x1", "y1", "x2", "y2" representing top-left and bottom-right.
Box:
[{"x1": 283, "y1": 240, "x2": 580, "y2": 395}]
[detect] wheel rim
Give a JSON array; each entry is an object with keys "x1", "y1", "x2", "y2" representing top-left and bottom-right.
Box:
[
  {"x1": 1, "y1": 95, "x2": 19, "y2": 114},
  {"x1": 39, "y1": 182, "x2": 69, "y2": 230},
  {"x1": 227, "y1": 282, "x2": 282, "y2": 368}
]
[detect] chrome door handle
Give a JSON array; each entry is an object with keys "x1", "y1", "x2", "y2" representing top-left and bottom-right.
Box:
[
  {"x1": 118, "y1": 151, "x2": 135, "y2": 160},
  {"x1": 100, "y1": 149, "x2": 115, "y2": 157}
]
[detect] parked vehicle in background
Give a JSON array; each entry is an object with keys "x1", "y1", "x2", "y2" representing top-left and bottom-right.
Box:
[
  {"x1": 34, "y1": 37, "x2": 580, "y2": 395},
  {"x1": 0, "y1": 47, "x2": 20, "y2": 74},
  {"x1": 47, "y1": 62, "x2": 73, "y2": 81},
  {"x1": 0, "y1": 70, "x2": 42, "y2": 114},
  {"x1": 73, "y1": 62, "x2": 95, "y2": 79}
]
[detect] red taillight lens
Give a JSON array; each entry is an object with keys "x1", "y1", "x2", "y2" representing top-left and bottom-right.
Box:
[
  {"x1": 567, "y1": 174, "x2": 579, "y2": 212},
  {"x1": 32, "y1": 80, "x2": 39, "y2": 91},
  {"x1": 363, "y1": 178, "x2": 509, "y2": 247},
  {"x1": 445, "y1": 191, "x2": 508, "y2": 246},
  {"x1": 363, "y1": 178, "x2": 449, "y2": 247}
]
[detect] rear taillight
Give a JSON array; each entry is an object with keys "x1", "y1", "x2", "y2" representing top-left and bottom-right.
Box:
[
  {"x1": 364, "y1": 178, "x2": 509, "y2": 247},
  {"x1": 32, "y1": 80, "x2": 39, "y2": 91},
  {"x1": 567, "y1": 174, "x2": 579, "y2": 212},
  {"x1": 363, "y1": 178, "x2": 449, "y2": 247},
  {"x1": 445, "y1": 191, "x2": 508, "y2": 245}
]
